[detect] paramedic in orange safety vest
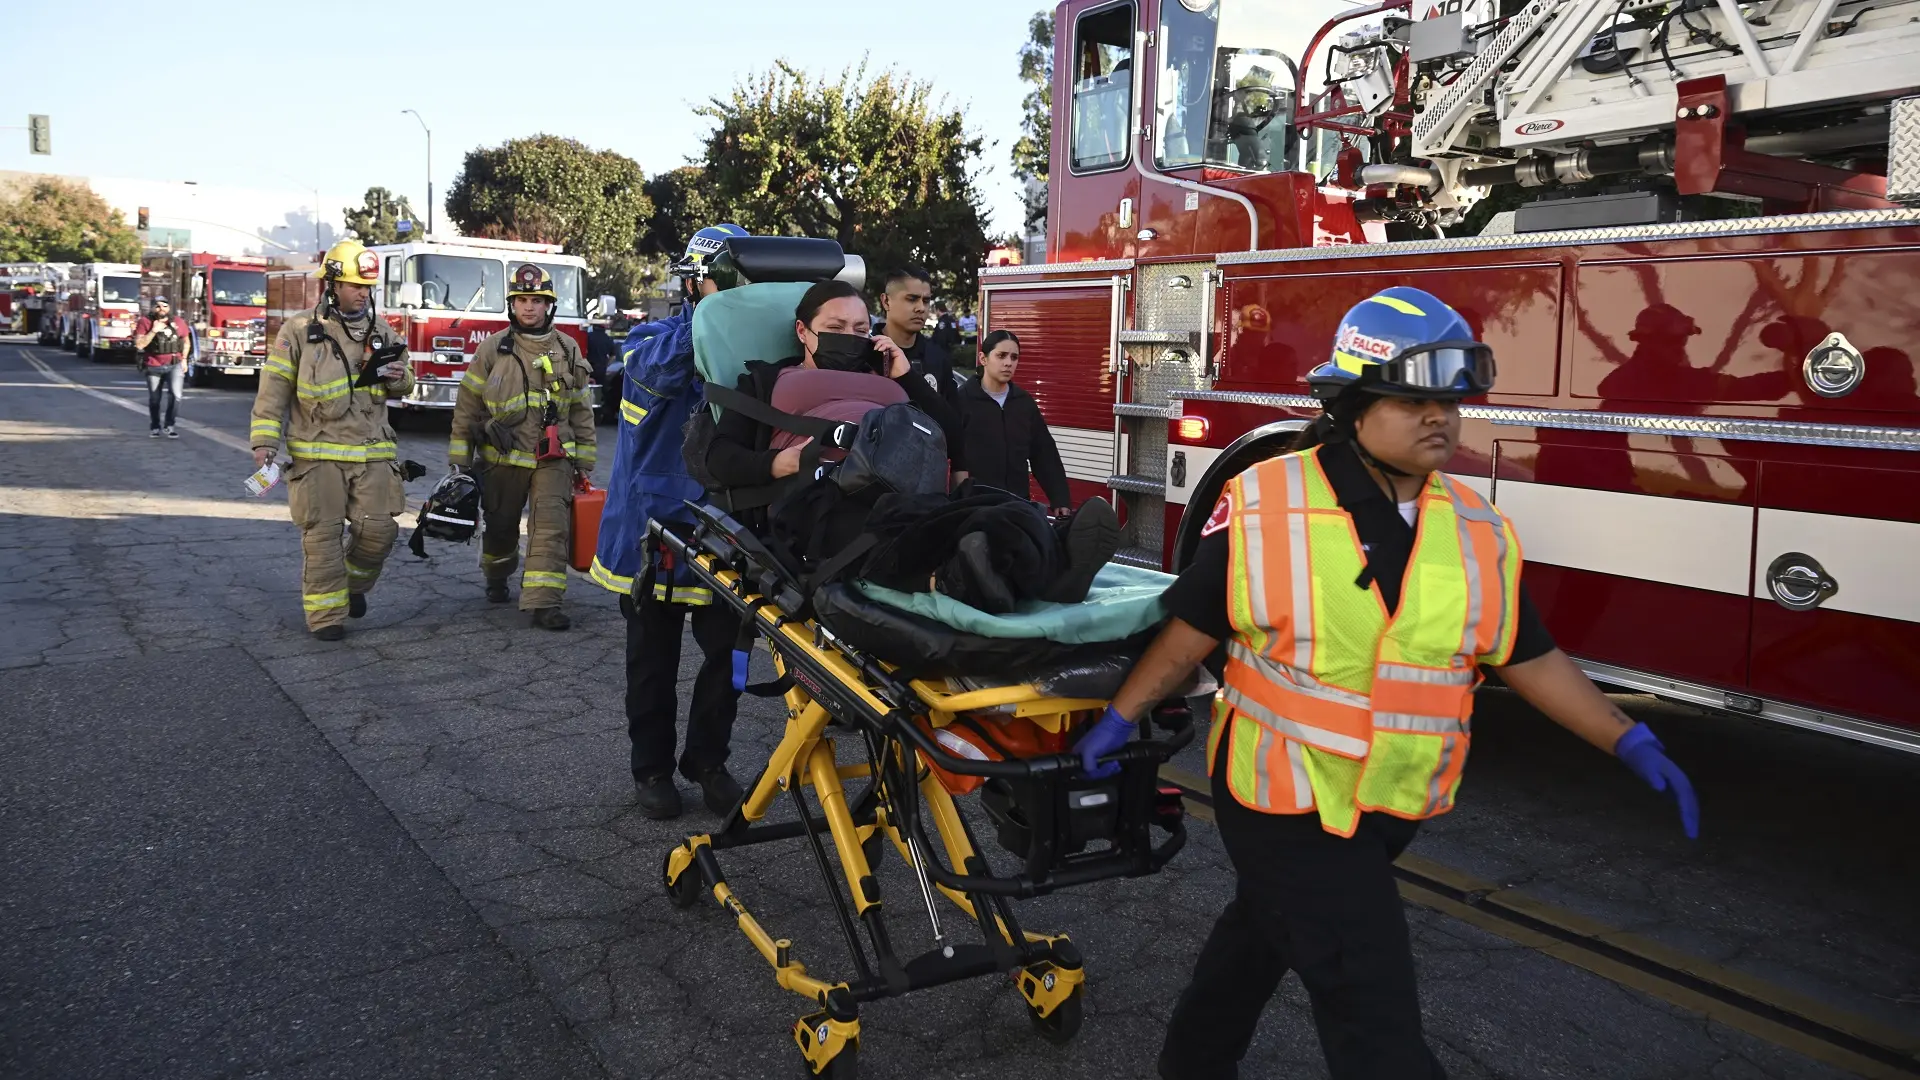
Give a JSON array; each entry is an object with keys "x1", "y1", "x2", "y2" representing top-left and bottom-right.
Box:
[{"x1": 1073, "y1": 287, "x2": 1701, "y2": 1080}]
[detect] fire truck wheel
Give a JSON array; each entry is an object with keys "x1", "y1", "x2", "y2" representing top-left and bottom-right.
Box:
[
  {"x1": 80, "y1": 338, "x2": 95, "y2": 361},
  {"x1": 187, "y1": 366, "x2": 213, "y2": 389}
]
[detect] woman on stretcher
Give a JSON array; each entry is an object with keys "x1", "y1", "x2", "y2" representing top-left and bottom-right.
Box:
[{"x1": 698, "y1": 278, "x2": 1122, "y2": 609}]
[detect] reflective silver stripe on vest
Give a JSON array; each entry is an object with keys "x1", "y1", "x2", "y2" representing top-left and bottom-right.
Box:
[
  {"x1": 1239, "y1": 467, "x2": 1274, "y2": 645},
  {"x1": 1284, "y1": 737, "x2": 1314, "y2": 809},
  {"x1": 1373, "y1": 712, "x2": 1469, "y2": 734},
  {"x1": 1376, "y1": 662, "x2": 1476, "y2": 685},
  {"x1": 1281, "y1": 455, "x2": 1316, "y2": 673},
  {"x1": 1427, "y1": 736, "x2": 1460, "y2": 814},
  {"x1": 1217, "y1": 673, "x2": 1372, "y2": 758},
  {"x1": 1251, "y1": 721, "x2": 1274, "y2": 808},
  {"x1": 1231, "y1": 641, "x2": 1373, "y2": 709},
  {"x1": 1444, "y1": 478, "x2": 1513, "y2": 655}
]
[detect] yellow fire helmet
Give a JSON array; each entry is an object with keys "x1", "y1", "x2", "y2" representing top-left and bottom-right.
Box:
[
  {"x1": 508, "y1": 263, "x2": 557, "y2": 302},
  {"x1": 317, "y1": 240, "x2": 381, "y2": 286}
]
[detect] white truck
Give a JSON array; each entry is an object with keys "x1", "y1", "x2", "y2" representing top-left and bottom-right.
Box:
[{"x1": 59, "y1": 263, "x2": 144, "y2": 362}]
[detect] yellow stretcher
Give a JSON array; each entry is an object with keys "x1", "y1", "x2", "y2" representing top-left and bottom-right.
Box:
[{"x1": 650, "y1": 504, "x2": 1192, "y2": 1078}]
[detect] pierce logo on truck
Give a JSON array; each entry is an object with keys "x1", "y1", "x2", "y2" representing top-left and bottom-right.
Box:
[{"x1": 1514, "y1": 118, "x2": 1566, "y2": 135}]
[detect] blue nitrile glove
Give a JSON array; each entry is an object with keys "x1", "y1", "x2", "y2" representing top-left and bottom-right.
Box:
[
  {"x1": 1076, "y1": 706, "x2": 1136, "y2": 780},
  {"x1": 1615, "y1": 723, "x2": 1700, "y2": 839},
  {"x1": 731, "y1": 650, "x2": 750, "y2": 693}
]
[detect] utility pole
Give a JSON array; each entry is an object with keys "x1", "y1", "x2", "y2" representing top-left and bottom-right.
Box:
[{"x1": 402, "y1": 109, "x2": 433, "y2": 235}]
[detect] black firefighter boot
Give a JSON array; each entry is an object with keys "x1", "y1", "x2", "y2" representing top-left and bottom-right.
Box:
[
  {"x1": 486, "y1": 579, "x2": 511, "y2": 604},
  {"x1": 529, "y1": 607, "x2": 571, "y2": 631}
]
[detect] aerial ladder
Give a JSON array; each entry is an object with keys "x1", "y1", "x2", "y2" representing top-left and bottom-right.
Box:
[{"x1": 1300, "y1": 0, "x2": 1920, "y2": 231}]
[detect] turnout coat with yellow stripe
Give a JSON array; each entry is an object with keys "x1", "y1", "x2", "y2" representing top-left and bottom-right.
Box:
[
  {"x1": 249, "y1": 309, "x2": 412, "y2": 463},
  {"x1": 447, "y1": 327, "x2": 597, "y2": 471},
  {"x1": 588, "y1": 312, "x2": 711, "y2": 603},
  {"x1": 1208, "y1": 446, "x2": 1523, "y2": 837}
]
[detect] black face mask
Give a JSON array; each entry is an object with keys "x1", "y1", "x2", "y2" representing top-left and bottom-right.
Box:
[{"x1": 811, "y1": 331, "x2": 879, "y2": 373}]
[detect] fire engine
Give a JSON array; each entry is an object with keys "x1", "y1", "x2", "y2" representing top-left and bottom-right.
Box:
[
  {"x1": 0, "y1": 263, "x2": 67, "y2": 336},
  {"x1": 264, "y1": 235, "x2": 600, "y2": 412},
  {"x1": 57, "y1": 262, "x2": 145, "y2": 361},
  {"x1": 983, "y1": 0, "x2": 1920, "y2": 751},
  {"x1": 141, "y1": 252, "x2": 269, "y2": 384}
]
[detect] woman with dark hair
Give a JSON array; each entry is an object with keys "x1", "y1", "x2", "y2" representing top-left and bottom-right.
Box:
[
  {"x1": 703, "y1": 279, "x2": 963, "y2": 488},
  {"x1": 955, "y1": 330, "x2": 1072, "y2": 511},
  {"x1": 700, "y1": 280, "x2": 966, "y2": 565}
]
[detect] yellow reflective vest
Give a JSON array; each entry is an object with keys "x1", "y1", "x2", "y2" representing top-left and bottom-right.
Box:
[{"x1": 1207, "y1": 446, "x2": 1523, "y2": 837}]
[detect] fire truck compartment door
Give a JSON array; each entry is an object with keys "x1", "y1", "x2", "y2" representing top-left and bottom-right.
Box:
[
  {"x1": 981, "y1": 282, "x2": 1121, "y2": 493},
  {"x1": 1749, "y1": 460, "x2": 1920, "y2": 731},
  {"x1": 1570, "y1": 251, "x2": 1920, "y2": 414},
  {"x1": 1490, "y1": 440, "x2": 1757, "y2": 689},
  {"x1": 1220, "y1": 265, "x2": 1560, "y2": 394}
]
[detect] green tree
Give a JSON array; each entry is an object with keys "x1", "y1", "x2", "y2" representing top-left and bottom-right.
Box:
[
  {"x1": 445, "y1": 135, "x2": 653, "y2": 260},
  {"x1": 342, "y1": 186, "x2": 417, "y2": 245},
  {"x1": 640, "y1": 165, "x2": 726, "y2": 258},
  {"x1": 1011, "y1": 11, "x2": 1054, "y2": 231},
  {"x1": 0, "y1": 178, "x2": 141, "y2": 263},
  {"x1": 587, "y1": 252, "x2": 669, "y2": 310},
  {"x1": 697, "y1": 61, "x2": 989, "y2": 300}
]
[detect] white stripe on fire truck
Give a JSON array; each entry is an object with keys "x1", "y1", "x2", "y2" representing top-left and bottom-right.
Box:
[
  {"x1": 1489, "y1": 480, "x2": 1755, "y2": 597},
  {"x1": 1489, "y1": 480, "x2": 1920, "y2": 624},
  {"x1": 1754, "y1": 509, "x2": 1920, "y2": 624}
]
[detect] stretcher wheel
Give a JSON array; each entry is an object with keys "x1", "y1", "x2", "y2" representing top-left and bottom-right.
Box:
[
  {"x1": 663, "y1": 849, "x2": 702, "y2": 910},
  {"x1": 1027, "y1": 985, "x2": 1084, "y2": 1046}
]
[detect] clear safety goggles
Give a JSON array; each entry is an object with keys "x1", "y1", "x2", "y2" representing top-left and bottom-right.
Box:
[{"x1": 1373, "y1": 340, "x2": 1496, "y2": 396}]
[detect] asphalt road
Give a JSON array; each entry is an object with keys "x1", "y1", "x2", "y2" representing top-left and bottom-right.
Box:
[{"x1": 2, "y1": 335, "x2": 1916, "y2": 1079}]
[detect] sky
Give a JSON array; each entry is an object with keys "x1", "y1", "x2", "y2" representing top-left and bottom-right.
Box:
[{"x1": 8, "y1": 0, "x2": 1357, "y2": 243}]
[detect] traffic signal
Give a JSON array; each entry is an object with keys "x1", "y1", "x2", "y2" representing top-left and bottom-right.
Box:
[
  {"x1": 138, "y1": 207, "x2": 150, "y2": 231},
  {"x1": 28, "y1": 114, "x2": 50, "y2": 155}
]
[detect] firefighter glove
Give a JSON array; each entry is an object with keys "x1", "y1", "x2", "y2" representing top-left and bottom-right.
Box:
[
  {"x1": 1076, "y1": 706, "x2": 1135, "y2": 780},
  {"x1": 1615, "y1": 723, "x2": 1700, "y2": 839}
]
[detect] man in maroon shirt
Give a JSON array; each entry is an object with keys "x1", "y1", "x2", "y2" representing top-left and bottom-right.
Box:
[{"x1": 134, "y1": 298, "x2": 193, "y2": 438}]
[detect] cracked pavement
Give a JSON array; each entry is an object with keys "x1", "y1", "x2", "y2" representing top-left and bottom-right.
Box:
[{"x1": 2, "y1": 337, "x2": 1914, "y2": 1078}]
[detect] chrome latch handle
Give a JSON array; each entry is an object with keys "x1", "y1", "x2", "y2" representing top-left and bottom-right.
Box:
[{"x1": 1765, "y1": 552, "x2": 1839, "y2": 611}]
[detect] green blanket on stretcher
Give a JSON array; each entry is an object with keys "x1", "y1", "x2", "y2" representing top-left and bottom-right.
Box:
[{"x1": 854, "y1": 563, "x2": 1175, "y2": 645}]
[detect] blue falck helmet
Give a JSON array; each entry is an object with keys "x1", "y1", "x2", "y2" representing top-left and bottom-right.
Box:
[{"x1": 1306, "y1": 286, "x2": 1495, "y2": 402}]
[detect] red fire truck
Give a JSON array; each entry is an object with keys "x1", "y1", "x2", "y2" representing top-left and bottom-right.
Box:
[
  {"x1": 142, "y1": 252, "x2": 269, "y2": 384},
  {"x1": 986, "y1": 0, "x2": 1920, "y2": 751},
  {"x1": 264, "y1": 236, "x2": 599, "y2": 412},
  {"x1": 1, "y1": 263, "x2": 66, "y2": 335}
]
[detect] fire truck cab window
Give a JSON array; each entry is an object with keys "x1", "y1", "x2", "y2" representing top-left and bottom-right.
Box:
[
  {"x1": 1070, "y1": 3, "x2": 1135, "y2": 173},
  {"x1": 1207, "y1": 48, "x2": 1295, "y2": 172},
  {"x1": 1157, "y1": 0, "x2": 1219, "y2": 167},
  {"x1": 532, "y1": 262, "x2": 584, "y2": 319},
  {"x1": 1158, "y1": 2, "x2": 1298, "y2": 174},
  {"x1": 101, "y1": 277, "x2": 140, "y2": 304},
  {"x1": 402, "y1": 254, "x2": 502, "y2": 313},
  {"x1": 210, "y1": 269, "x2": 267, "y2": 307}
]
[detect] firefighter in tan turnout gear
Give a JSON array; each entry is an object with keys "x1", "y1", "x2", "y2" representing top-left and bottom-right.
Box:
[
  {"x1": 249, "y1": 240, "x2": 415, "y2": 642},
  {"x1": 448, "y1": 263, "x2": 597, "y2": 630}
]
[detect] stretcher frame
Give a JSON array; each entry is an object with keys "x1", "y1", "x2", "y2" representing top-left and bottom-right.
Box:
[{"x1": 648, "y1": 505, "x2": 1191, "y2": 1078}]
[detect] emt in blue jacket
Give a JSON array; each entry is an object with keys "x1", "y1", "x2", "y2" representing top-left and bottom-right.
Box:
[{"x1": 593, "y1": 224, "x2": 751, "y2": 820}]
